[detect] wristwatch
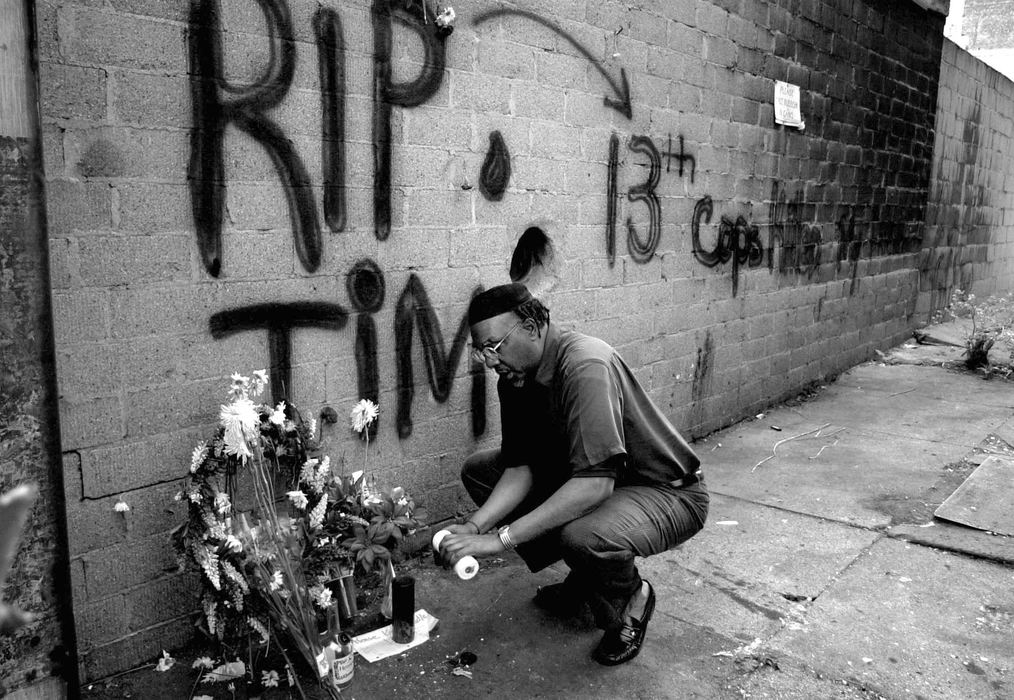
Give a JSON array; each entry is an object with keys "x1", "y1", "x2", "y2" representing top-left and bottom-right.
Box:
[{"x1": 497, "y1": 524, "x2": 517, "y2": 551}]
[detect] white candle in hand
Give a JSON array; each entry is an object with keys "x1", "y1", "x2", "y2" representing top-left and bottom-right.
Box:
[{"x1": 432, "y1": 529, "x2": 479, "y2": 580}]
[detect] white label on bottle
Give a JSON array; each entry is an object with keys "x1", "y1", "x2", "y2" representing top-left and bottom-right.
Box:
[
  {"x1": 315, "y1": 650, "x2": 329, "y2": 678},
  {"x1": 333, "y1": 651, "x2": 354, "y2": 684}
]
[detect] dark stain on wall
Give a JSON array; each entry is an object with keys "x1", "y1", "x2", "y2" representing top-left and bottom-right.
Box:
[{"x1": 509, "y1": 226, "x2": 552, "y2": 283}]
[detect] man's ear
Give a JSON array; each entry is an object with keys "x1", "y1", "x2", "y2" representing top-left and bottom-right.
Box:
[{"x1": 521, "y1": 318, "x2": 542, "y2": 337}]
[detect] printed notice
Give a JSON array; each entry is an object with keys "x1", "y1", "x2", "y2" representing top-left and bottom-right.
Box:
[{"x1": 774, "y1": 81, "x2": 804, "y2": 129}]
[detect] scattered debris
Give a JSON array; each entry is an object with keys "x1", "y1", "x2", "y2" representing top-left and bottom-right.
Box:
[
  {"x1": 715, "y1": 521, "x2": 739, "y2": 526},
  {"x1": 752, "y1": 423, "x2": 846, "y2": 471},
  {"x1": 154, "y1": 651, "x2": 175, "y2": 673}
]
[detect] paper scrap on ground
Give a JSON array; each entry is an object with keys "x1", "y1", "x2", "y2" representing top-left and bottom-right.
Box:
[{"x1": 352, "y1": 609, "x2": 439, "y2": 663}]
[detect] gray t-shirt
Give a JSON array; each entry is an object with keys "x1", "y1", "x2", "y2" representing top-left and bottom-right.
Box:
[{"x1": 498, "y1": 322, "x2": 700, "y2": 486}]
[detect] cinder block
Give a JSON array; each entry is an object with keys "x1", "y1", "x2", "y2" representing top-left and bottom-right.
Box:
[
  {"x1": 51, "y1": 290, "x2": 107, "y2": 344},
  {"x1": 77, "y1": 235, "x2": 191, "y2": 287},
  {"x1": 116, "y1": 181, "x2": 192, "y2": 233},
  {"x1": 111, "y1": 71, "x2": 189, "y2": 128},
  {"x1": 695, "y1": 1, "x2": 729, "y2": 37},
  {"x1": 452, "y1": 71, "x2": 511, "y2": 114},
  {"x1": 224, "y1": 181, "x2": 293, "y2": 231},
  {"x1": 402, "y1": 106, "x2": 472, "y2": 149},
  {"x1": 124, "y1": 377, "x2": 220, "y2": 439},
  {"x1": 42, "y1": 124, "x2": 66, "y2": 175},
  {"x1": 62, "y1": 7, "x2": 187, "y2": 72},
  {"x1": 127, "y1": 572, "x2": 202, "y2": 632},
  {"x1": 45, "y1": 179, "x2": 112, "y2": 235},
  {"x1": 40, "y1": 62, "x2": 106, "y2": 121},
  {"x1": 511, "y1": 82, "x2": 566, "y2": 122},
  {"x1": 535, "y1": 51, "x2": 589, "y2": 91},
  {"x1": 511, "y1": 156, "x2": 569, "y2": 193},
  {"x1": 477, "y1": 39, "x2": 536, "y2": 80},
  {"x1": 530, "y1": 122, "x2": 582, "y2": 160},
  {"x1": 668, "y1": 23, "x2": 705, "y2": 57},
  {"x1": 80, "y1": 614, "x2": 193, "y2": 682},
  {"x1": 75, "y1": 594, "x2": 128, "y2": 647},
  {"x1": 399, "y1": 189, "x2": 473, "y2": 227},
  {"x1": 107, "y1": 0, "x2": 189, "y2": 22},
  {"x1": 59, "y1": 395, "x2": 124, "y2": 450},
  {"x1": 65, "y1": 478, "x2": 189, "y2": 557},
  {"x1": 448, "y1": 226, "x2": 509, "y2": 267},
  {"x1": 47, "y1": 237, "x2": 76, "y2": 292},
  {"x1": 625, "y1": 7, "x2": 668, "y2": 46},
  {"x1": 704, "y1": 35, "x2": 738, "y2": 68}
]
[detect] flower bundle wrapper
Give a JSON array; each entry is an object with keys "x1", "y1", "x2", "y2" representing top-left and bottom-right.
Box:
[{"x1": 351, "y1": 609, "x2": 439, "y2": 663}]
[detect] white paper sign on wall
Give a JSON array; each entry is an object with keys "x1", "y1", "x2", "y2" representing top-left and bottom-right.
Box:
[{"x1": 774, "y1": 81, "x2": 805, "y2": 130}]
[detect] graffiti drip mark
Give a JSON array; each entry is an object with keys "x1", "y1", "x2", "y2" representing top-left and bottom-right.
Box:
[
  {"x1": 394, "y1": 276, "x2": 485, "y2": 439},
  {"x1": 372, "y1": 0, "x2": 448, "y2": 241},
  {"x1": 691, "y1": 331, "x2": 714, "y2": 406},
  {"x1": 209, "y1": 302, "x2": 349, "y2": 403},
  {"x1": 188, "y1": 0, "x2": 321, "y2": 277},
  {"x1": 347, "y1": 260, "x2": 385, "y2": 438},
  {"x1": 834, "y1": 208, "x2": 863, "y2": 295},
  {"x1": 625, "y1": 135, "x2": 662, "y2": 263},
  {"x1": 606, "y1": 133, "x2": 620, "y2": 267},
  {"x1": 479, "y1": 130, "x2": 511, "y2": 201},
  {"x1": 471, "y1": 8, "x2": 632, "y2": 119},
  {"x1": 691, "y1": 196, "x2": 763, "y2": 298},
  {"x1": 314, "y1": 7, "x2": 347, "y2": 233}
]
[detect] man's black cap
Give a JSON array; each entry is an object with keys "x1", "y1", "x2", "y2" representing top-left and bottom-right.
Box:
[{"x1": 468, "y1": 283, "x2": 532, "y2": 326}]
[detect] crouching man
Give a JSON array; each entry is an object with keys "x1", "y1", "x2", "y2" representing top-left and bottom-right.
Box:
[{"x1": 436, "y1": 283, "x2": 709, "y2": 665}]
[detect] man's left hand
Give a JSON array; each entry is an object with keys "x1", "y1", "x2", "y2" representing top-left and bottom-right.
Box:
[{"x1": 438, "y1": 532, "x2": 505, "y2": 564}]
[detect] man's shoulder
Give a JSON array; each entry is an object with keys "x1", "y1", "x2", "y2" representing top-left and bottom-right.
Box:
[{"x1": 557, "y1": 327, "x2": 616, "y2": 367}]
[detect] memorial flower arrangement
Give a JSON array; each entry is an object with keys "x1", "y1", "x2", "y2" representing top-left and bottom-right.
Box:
[{"x1": 171, "y1": 373, "x2": 425, "y2": 693}]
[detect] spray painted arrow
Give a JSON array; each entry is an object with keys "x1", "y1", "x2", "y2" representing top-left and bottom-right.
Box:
[{"x1": 472, "y1": 8, "x2": 633, "y2": 120}]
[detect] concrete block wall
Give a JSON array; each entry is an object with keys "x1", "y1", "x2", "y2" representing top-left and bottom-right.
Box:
[
  {"x1": 919, "y1": 38, "x2": 1014, "y2": 316},
  {"x1": 35, "y1": 0, "x2": 952, "y2": 680}
]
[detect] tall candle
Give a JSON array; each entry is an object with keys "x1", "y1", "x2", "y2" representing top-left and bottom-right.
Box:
[{"x1": 391, "y1": 574, "x2": 415, "y2": 644}]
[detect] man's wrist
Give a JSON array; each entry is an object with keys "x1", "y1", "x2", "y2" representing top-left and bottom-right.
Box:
[
  {"x1": 465, "y1": 519, "x2": 481, "y2": 534},
  {"x1": 497, "y1": 524, "x2": 517, "y2": 551}
]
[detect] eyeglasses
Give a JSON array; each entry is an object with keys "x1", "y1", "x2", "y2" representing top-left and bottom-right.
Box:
[{"x1": 470, "y1": 320, "x2": 523, "y2": 365}]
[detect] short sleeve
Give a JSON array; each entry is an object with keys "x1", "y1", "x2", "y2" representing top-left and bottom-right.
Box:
[{"x1": 560, "y1": 359, "x2": 626, "y2": 477}]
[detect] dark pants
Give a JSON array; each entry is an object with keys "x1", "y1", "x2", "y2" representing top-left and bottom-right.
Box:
[{"x1": 461, "y1": 448, "x2": 710, "y2": 630}]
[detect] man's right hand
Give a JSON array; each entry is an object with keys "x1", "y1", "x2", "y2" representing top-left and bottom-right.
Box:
[{"x1": 433, "y1": 522, "x2": 478, "y2": 568}]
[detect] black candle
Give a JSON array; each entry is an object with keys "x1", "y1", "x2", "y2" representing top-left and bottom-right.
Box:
[{"x1": 392, "y1": 574, "x2": 415, "y2": 644}]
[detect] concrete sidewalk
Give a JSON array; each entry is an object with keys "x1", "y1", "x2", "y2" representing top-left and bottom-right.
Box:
[{"x1": 348, "y1": 330, "x2": 1014, "y2": 700}]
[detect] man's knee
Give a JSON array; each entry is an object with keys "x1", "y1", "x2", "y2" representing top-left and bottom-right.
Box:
[
  {"x1": 460, "y1": 448, "x2": 501, "y2": 505},
  {"x1": 558, "y1": 518, "x2": 601, "y2": 557}
]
